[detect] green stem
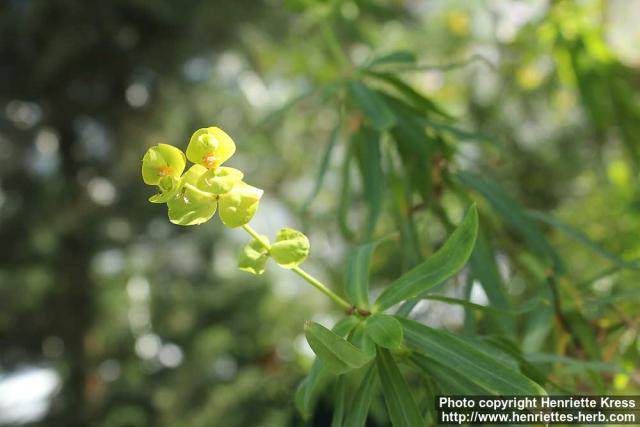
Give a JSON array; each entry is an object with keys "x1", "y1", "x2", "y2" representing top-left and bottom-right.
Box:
[{"x1": 242, "y1": 224, "x2": 352, "y2": 310}]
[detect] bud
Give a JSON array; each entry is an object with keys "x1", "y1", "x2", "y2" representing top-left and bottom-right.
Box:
[{"x1": 270, "y1": 227, "x2": 310, "y2": 269}]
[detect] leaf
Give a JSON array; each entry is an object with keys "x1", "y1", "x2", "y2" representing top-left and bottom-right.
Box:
[
  {"x1": 338, "y1": 142, "x2": 355, "y2": 240},
  {"x1": 295, "y1": 318, "x2": 359, "y2": 420},
  {"x1": 344, "y1": 236, "x2": 388, "y2": 309},
  {"x1": 481, "y1": 336, "x2": 550, "y2": 388},
  {"x1": 526, "y1": 209, "x2": 639, "y2": 270},
  {"x1": 353, "y1": 126, "x2": 384, "y2": 239},
  {"x1": 365, "y1": 71, "x2": 451, "y2": 119},
  {"x1": 348, "y1": 80, "x2": 396, "y2": 131},
  {"x1": 349, "y1": 324, "x2": 376, "y2": 357},
  {"x1": 410, "y1": 353, "x2": 489, "y2": 395},
  {"x1": 343, "y1": 365, "x2": 377, "y2": 427},
  {"x1": 398, "y1": 317, "x2": 546, "y2": 395},
  {"x1": 295, "y1": 359, "x2": 330, "y2": 420},
  {"x1": 469, "y1": 229, "x2": 513, "y2": 333},
  {"x1": 365, "y1": 50, "x2": 417, "y2": 68},
  {"x1": 413, "y1": 295, "x2": 538, "y2": 316},
  {"x1": 526, "y1": 353, "x2": 623, "y2": 373},
  {"x1": 376, "y1": 347, "x2": 424, "y2": 426},
  {"x1": 238, "y1": 237, "x2": 269, "y2": 275},
  {"x1": 331, "y1": 376, "x2": 347, "y2": 427},
  {"x1": 302, "y1": 117, "x2": 341, "y2": 212},
  {"x1": 374, "y1": 204, "x2": 478, "y2": 311},
  {"x1": 384, "y1": 94, "x2": 435, "y2": 202},
  {"x1": 456, "y1": 170, "x2": 563, "y2": 273},
  {"x1": 365, "y1": 314, "x2": 402, "y2": 349},
  {"x1": 305, "y1": 321, "x2": 374, "y2": 375},
  {"x1": 270, "y1": 227, "x2": 310, "y2": 269}
]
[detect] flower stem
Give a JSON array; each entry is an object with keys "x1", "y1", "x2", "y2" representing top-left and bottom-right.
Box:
[{"x1": 242, "y1": 224, "x2": 352, "y2": 310}]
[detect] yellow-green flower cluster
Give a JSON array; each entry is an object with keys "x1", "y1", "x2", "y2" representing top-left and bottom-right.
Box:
[{"x1": 141, "y1": 127, "x2": 263, "y2": 226}]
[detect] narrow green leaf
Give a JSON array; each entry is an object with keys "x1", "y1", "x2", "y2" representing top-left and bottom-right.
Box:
[
  {"x1": 295, "y1": 317, "x2": 359, "y2": 419},
  {"x1": 376, "y1": 347, "x2": 424, "y2": 426},
  {"x1": 375, "y1": 205, "x2": 478, "y2": 311},
  {"x1": 482, "y1": 336, "x2": 550, "y2": 387},
  {"x1": 365, "y1": 314, "x2": 402, "y2": 349},
  {"x1": 343, "y1": 365, "x2": 377, "y2": 427},
  {"x1": 413, "y1": 295, "x2": 538, "y2": 316},
  {"x1": 526, "y1": 353, "x2": 623, "y2": 373},
  {"x1": 331, "y1": 376, "x2": 347, "y2": 427},
  {"x1": 384, "y1": 94, "x2": 435, "y2": 202},
  {"x1": 456, "y1": 171, "x2": 563, "y2": 272},
  {"x1": 365, "y1": 50, "x2": 417, "y2": 68},
  {"x1": 353, "y1": 126, "x2": 384, "y2": 238},
  {"x1": 348, "y1": 80, "x2": 396, "y2": 131},
  {"x1": 526, "y1": 209, "x2": 639, "y2": 270},
  {"x1": 305, "y1": 321, "x2": 374, "y2": 375},
  {"x1": 295, "y1": 359, "x2": 329, "y2": 420},
  {"x1": 344, "y1": 236, "x2": 388, "y2": 309},
  {"x1": 365, "y1": 71, "x2": 451, "y2": 119},
  {"x1": 349, "y1": 324, "x2": 376, "y2": 357},
  {"x1": 410, "y1": 353, "x2": 489, "y2": 395},
  {"x1": 338, "y1": 142, "x2": 355, "y2": 240},
  {"x1": 302, "y1": 117, "x2": 341, "y2": 212},
  {"x1": 398, "y1": 317, "x2": 546, "y2": 395},
  {"x1": 469, "y1": 229, "x2": 513, "y2": 332}
]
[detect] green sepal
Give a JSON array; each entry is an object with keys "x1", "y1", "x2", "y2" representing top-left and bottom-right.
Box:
[
  {"x1": 270, "y1": 227, "x2": 310, "y2": 269},
  {"x1": 218, "y1": 182, "x2": 263, "y2": 228},
  {"x1": 238, "y1": 237, "x2": 270, "y2": 275},
  {"x1": 186, "y1": 127, "x2": 236, "y2": 169},
  {"x1": 197, "y1": 166, "x2": 244, "y2": 195},
  {"x1": 166, "y1": 165, "x2": 216, "y2": 226},
  {"x1": 142, "y1": 143, "x2": 186, "y2": 185}
]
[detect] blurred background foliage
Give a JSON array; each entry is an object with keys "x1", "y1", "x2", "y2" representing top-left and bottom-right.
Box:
[{"x1": 1, "y1": 0, "x2": 639, "y2": 426}]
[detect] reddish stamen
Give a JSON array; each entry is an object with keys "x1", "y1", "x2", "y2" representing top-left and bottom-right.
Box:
[{"x1": 202, "y1": 151, "x2": 218, "y2": 168}]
